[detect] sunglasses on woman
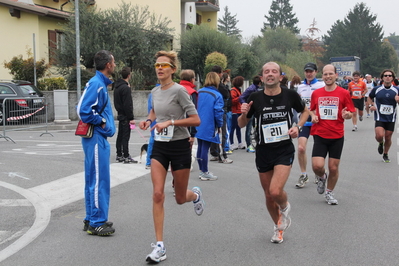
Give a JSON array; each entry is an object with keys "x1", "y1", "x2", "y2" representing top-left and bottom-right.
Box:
[{"x1": 154, "y1": 62, "x2": 174, "y2": 69}]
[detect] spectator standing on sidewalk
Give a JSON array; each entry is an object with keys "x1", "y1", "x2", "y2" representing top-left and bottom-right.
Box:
[
  {"x1": 195, "y1": 72, "x2": 224, "y2": 181},
  {"x1": 114, "y1": 66, "x2": 137, "y2": 164},
  {"x1": 179, "y1": 69, "x2": 198, "y2": 148},
  {"x1": 239, "y1": 75, "x2": 262, "y2": 153},
  {"x1": 230, "y1": 76, "x2": 245, "y2": 150},
  {"x1": 77, "y1": 50, "x2": 116, "y2": 236},
  {"x1": 209, "y1": 66, "x2": 233, "y2": 164}
]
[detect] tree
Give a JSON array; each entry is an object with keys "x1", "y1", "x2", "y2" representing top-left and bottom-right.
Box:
[
  {"x1": 218, "y1": 6, "x2": 242, "y2": 39},
  {"x1": 322, "y1": 3, "x2": 389, "y2": 76},
  {"x1": 285, "y1": 50, "x2": 317, "y2": 79},
  {"x1": 180, "y1": 24, "x2": 257, "y2": 82},
  {"x1": 302, "y1": 19, "x2": 325, "y2": 60},
  {"x1": 261, "y1": 0, "x2": 299, "y2": 34},
  {"x1": 56, "y1": 2, "x2": 174, "y2": 89},
  {"x1": 385, "y1": 34, "x2": 399, "y2": 57}
]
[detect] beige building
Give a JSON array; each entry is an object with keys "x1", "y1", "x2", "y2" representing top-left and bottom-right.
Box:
[{"x1": 0, "y1": 0, "x2": 219, "y2": 79}]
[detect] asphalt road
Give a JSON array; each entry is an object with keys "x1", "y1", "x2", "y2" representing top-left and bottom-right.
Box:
[{"x1": 0, "y1": 116, "x2": 398, "y2": 266}]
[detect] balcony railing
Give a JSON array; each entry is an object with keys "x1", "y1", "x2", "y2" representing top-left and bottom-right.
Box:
[{"x1": 195, "y1": 0, "x2": 219, "y2": 12}]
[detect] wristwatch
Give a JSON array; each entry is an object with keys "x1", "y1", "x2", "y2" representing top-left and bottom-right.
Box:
[
  {"x1": 100, "y1": 117, "x2": 106, "y2": 126},
  {"x1": 297, "y1": 125, "x2": 303, "y2": 132}
]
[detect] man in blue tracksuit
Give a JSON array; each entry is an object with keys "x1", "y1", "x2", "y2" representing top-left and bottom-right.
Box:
[{"x1": 77, "y1": 50, "x2": 116, "y2": 236}]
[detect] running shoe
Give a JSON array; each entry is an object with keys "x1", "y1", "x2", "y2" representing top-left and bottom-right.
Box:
[
  {"x1": 325, "y1": 191, "x2": 338, "y2": 205},
  {"x1": 219, "y1": 158, "x2": 233, "y2": 164},
  {"x1": 200, "y1": 172, "x2": 218, "y2": 181},
  {"x1": 314, "y1": 175, "x2": 319, "y2": 184},
  {"x1": 359, "y1": 116, "x2": 363, "y2": 121},
  {"x1": 87, "y1": 223, "x2": 115, "y2": 236},
  {"x1": 295, "y1": 174, "x2": 309, "y2": 188},
  {"x1": 277, "y1": 202, "x2": 291, "y2": 230},
  {"x1": 317, "y1": 173, "x2": 327, "y2": 194},
  {"x1": 246, "y1": 144, "x2": 256, "y2": 153},
  {"x1": 271, "y1": 225, "x2": 284, "y2": 244},
  {"x1": 226, "y1": 150, "x2": 233, "y2": 154},
  {"x1": 146, "y1": 243, "x2": 166, "y2": 263},
  {"x1": 199, "y1": 171, "x2": 204, "y2": 179},
  {"x1": 83, "y1": 220, "x2": 113, "y2": 231},
  {"x1": 116, "y1": 156, "x2": 124, "y2": 163},
  {"x1": 192, "y1": 186, "x2": 204, "y2": 216},
  {"x1": 378, "y1": 142, "x2": 384, "y2": 155},
  {"x1": 352, "y1": 125, "x2": 357, "y2": 131},
  {"x1": 367, "y1": 113, "x2": 370, "y2": 118},
  {"x1": 145, "y1": 164, "x2": 151, "y2": 170},
  {"x1": 383, "y1": 154, "x2": 391, "y2": 163},
  {"x1": 209, "y1": 156, "x2": 219, "y2": 161}
]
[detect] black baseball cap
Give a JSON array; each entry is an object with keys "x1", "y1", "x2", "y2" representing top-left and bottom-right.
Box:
[{"x1": 304, "y1": 63, "x2": 317, "y2": 71}]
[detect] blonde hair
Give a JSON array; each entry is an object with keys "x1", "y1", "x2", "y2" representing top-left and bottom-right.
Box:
[
  {"x1": 155, "y1": 50, "x2": 179, "y2": 69},
  {"x1": 204, "y1": 72, "x2": 220, "y2": 87}
]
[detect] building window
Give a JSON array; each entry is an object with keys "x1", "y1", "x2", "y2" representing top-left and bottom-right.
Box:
[{"x1": 48, "y1": 30, "x2": 64, "y2": 65}]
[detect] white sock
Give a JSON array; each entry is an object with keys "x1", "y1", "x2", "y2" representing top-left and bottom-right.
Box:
[{"x1": 157, "y1": 241, "x2": 164, "y2": 248}]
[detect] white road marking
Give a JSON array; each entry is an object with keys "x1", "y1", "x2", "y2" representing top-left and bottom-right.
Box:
[
  {"x1": 0, "y1": 199, "x2": 31, "y2": 206},
  {"x1": 8, "y1": 172, "x2": 30, "y2": 180},
  {"x1": 0, "y1": 228, "x2": 29, "y2": 246},
  {"x1": 0, "y1": 155, "x2": 148, "y2": 263}
]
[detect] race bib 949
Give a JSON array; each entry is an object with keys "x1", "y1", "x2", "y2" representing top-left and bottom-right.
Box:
[{"x1": 154, "y1": 125, "x2": 174, "y2": 142}]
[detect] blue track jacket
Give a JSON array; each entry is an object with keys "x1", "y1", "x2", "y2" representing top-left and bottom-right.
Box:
[
  {"x1": 195, "y1": 86, "x2": 224, "y2": 143},
  {"x1": 77, "y1": 70, "x2": 116, "y2": 137}
]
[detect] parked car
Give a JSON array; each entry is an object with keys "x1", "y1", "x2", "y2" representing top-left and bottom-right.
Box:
[{"x1": 0, "y1": 80, "x2": 45, "y2": 125}]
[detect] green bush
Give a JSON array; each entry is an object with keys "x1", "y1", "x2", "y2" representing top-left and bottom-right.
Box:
[
  {"x1": 37, "y1": 77, "x2": 68, "y2": 91},
  {"x1": 3, "y1": 49, "x2": 49, "y2": 82}
]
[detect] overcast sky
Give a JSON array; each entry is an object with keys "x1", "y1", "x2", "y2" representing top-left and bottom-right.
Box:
[{"x1": 220, "y1": 0, "x2": 399, "y2": 40}]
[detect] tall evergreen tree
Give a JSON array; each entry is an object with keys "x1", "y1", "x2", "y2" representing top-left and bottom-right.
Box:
[
  {"x1": 218, "y1": 6, "x2": 242, "y2": 39},
  {"x1": 261, "y1": 0, "x2": 299, "y2": 34},
  {"x1": 322, "y1": 3, "x2": 394, "y2": 76}
]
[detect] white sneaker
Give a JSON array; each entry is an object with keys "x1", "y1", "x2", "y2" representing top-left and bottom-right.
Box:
[
  {"x1": 325, "y1": 191, "x2": 338, "y2": 205},
  {"x1": 277, "y1": 202, "x2": 291, "y2": 230},
  {"x1": 271, "y1": 225, "x2": 284, "y2": 244},
  {"x1": 219, "y1": 158, "x2": 233, "y2": 164},
  {"x1": 295, "y1": 174, "x2": 309, "y2": 188},
  {"x1": 237, "y1": 143, "x2": 246, "y2": 149},
  {"x1": 192, "y1": 186, "x2": 204, "y2": 216},
  {"x1": 146, "y1": 243, "x2": 166, "y2": 263},
  {"x1": 200, "y1": 172, "x2": 218, "y2": 181},
  {"x1": 352, "y1": 125, "x2": 357, "y2": 131},
  {"x1": 209, "y1": 156, "x2": 219, "y2": 161}
]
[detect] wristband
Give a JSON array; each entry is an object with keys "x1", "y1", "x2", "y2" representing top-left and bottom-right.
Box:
[
  {"x1": 146, "y1": 119, "x2": 152, "y2": 123},
  {"x1": 369, "y1": 104, "x2": 373, "y2": 108},
  {"x1": 171, "y1": 119, "x2": 175, "y2": 126}
]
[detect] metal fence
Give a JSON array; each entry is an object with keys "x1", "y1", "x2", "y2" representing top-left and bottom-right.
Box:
[{"x1": 0, "y1": 97, "x2": 53, "y2": 143}]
